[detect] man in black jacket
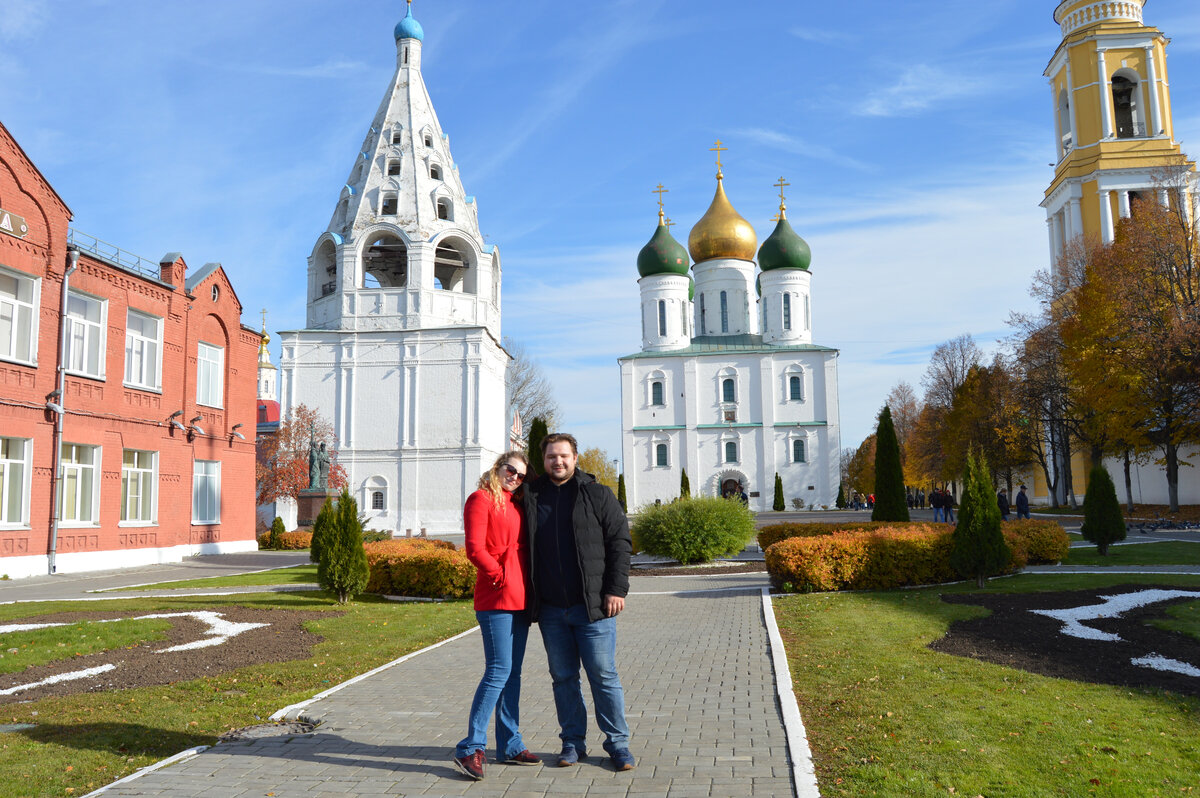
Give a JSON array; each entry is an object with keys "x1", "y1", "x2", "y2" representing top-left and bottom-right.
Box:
[{"x1": 523, "y1": 433, "x2": 635, "y2": 771}]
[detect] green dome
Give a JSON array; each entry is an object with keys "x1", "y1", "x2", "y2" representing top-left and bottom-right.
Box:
[
  {"x1": 758, "y1": 214, "x2": 811, "y2": 272},
  {"x1": 637, "y1": 218, "x2": 690, "y2": 278}
]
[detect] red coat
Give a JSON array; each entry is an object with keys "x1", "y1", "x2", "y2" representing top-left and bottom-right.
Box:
[{"x1": 463, "y1": 488, "x2": 529, "y2": 611}]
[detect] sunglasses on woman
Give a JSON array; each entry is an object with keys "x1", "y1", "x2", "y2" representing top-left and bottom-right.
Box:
[{"x1": 502, "y1": 464, "x2": 526, "y2": 482}]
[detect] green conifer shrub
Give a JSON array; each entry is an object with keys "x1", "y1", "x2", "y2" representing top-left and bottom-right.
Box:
[
  {"x1": 949, "y1": 451, "x2": 1010, "y2": 588},
  {"x1": 680, "y1": 468, "x2": 690, "y2": 499},
  {"x1": 871, "y1": 406, "x2": 910, "y2": 522},
  {"x1": 835, "y1": 484, "x2": 847, "y2": 509},
  {"x1": 773, "y1": 473, "x2": 785, "y2": 511},
  {"x1": 1081, "y1": 464, "x2": 1125, "y2": 556},
  {"x1": 267, "y1": 516, "x2": 286, "y2": 550},
  {"x1": 631, "y1": 497, "x2": 755, "y2": 564},
  {"x1": 617, "y1": 473, "x2": 627, "y2": 512},
  {"x1": 526, "y1": 417, "x2": 549, "y2": 476},
  {"x1": 317, "y1": 489, "x2": 369, "y2": 604},
  {"x1": 308, "y1": 498, "x2": 334, "y2": 564}
]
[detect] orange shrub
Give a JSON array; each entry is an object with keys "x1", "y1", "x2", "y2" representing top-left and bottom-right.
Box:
[
  {"x1": 364, "y1": 539, "x2": 475, "y2": 598},
  {"x1": 758, "y1": 521, "x2": 899, "y2": 550},
  {"x1": 765, "y1": 525, "x2": 958, "y2": 592},
  {"x1": 1002, "y1": 520, "x2": 1070, "y2": 566},
  {"x1": 272, "y1": 531, "x2": 313, "y2": 550}
]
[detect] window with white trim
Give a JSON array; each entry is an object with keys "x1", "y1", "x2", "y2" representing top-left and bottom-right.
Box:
[
  {"x1": 783, "y1": 293, "x2": 792, "y2": 331},
  {"x1": 65, "y1": 291, "x2": 105, "y2": 378},
  {"x1": 652, "y1": 380, "x2": 665, "y2": 406},
  {"x1": 722, "y1": 377, "x2": 736, "y2": 403},
  {"x1": 192, "y1": 459, "x2": 221, "y2": 524},
  {"x1": 124, "y1": 309, "x2": 162, "y2": 391},
  {"x1": 699, "y1": 294, "x2": 707, "y2": 334},
  {"x1": 197, "y1": 342, "x2": 224, "y2": 408},
  {"x1": 724, "y1": 440, "x2": 738, "y2": 464},
  {"x1": 0, "y1": 437, "x2": 31, "y2": 526},
  {"x1": 0, "y1": 269, "x2": 37, "y2": 364},
  {"x1": 789, "y1": 374, "x2": 803, "y2": 401},
  {"x1": 720, "y1": 290, "x2": 729, "y2": 333},
  {"x1": 655, "y1": 443, "x2": 668, "y2": 467},
  {"x1": 657, "y1": 300, "x2": 666, "y2": 336},
  {"x1": 121, "y1": 449, "x2": 157, "y2": 524},
  {"x1": 792, "y1": 438, "x2": 806, "y2": 463},
  {"x1": 59, "y1": 443, "x2": 99, "y2": 525},
  {"x1": 372, "y1": 491, "x2": 385, "y2": 510}
]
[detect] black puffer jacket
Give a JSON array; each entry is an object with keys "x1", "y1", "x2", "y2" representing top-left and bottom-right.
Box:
[{"x1": 523, "y1": 468, "x2": 632, "y2": 622}]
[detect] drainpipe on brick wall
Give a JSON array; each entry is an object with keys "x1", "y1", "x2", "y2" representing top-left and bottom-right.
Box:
[{"x1": 47, "y1": 245, "x2": 80, "y2": 575}]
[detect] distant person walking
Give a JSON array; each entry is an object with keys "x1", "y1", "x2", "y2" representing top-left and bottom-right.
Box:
[
  {"x1": 944, "y1": 490, "x2": 955, "y2": 523},
  {"x1": 1015, "y1": 485, "x2": 1031, "y2": 519},
  {"x1": 930, "y1": 488, "x2": 944, "y2": 523},
  {"x1": 997, "y1": 489, "x2": 1010, "y2": 521}
]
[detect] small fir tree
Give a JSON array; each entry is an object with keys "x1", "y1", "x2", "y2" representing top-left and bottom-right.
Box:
[
  {"x1": 308, "y1": 498, "x2": 335, "y2": 564},
  {"x1": 317, "y1": 489, "x2": 369, "y2": 604},
  {"x1": 617, "y1": 473, "x2": 627, "y2": 512},
  {"x1": 835, "y1": 484, "x2": 847, "y2": 509},
  {"x1": 871, "y1": 405, "x2": 910, "y2": 522},
  {"x1": 773, "y1": 472, "x2": 785, "y2": 511},
  {"x1": 1081, "y1": 464, "x2": 1125, "y2": 556},
  {"x1": 680, "y1": 468, "x2": 690, "y2": 499},
  {"x1": 526, "y1": 417, "x2": 549, "y2": 476},
  {"x1": 949, "y1": 450, "x2": 1011, "y2": 588},
  {"x1": 267, "y1": 516, "x2": 286, "y2": 550}
]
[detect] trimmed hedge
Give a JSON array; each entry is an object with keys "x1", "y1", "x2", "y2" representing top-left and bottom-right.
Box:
[
  {"x1": 631, "y1": 496, "x2": 756, "y2": 564},
  {"x1": 765, "y1": 519, "x2": 1070, "y2": 592},
  {"x1": 271, "y1": 531, "x2": 313, "y2": 550},
  {"x1": 364, "y1": 539, "x2": 475, "y2": 598},
  {"x1": 758, "y1": 521, "x2": 896, "y2": 550}
]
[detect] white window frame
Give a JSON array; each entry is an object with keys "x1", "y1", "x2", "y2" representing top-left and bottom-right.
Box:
[
  {"x1": 785, "y1": 366, "x2": 806, "y2": 402},
  {"x1": 64, "y1": 290, "x2": 106, "y2": 379},
  {"x1": 192, "y1": 459, "x2": 221, "y2": 524},
  {"x1": 0, "y1": 267, "x2": 39, "y2": 365},
  {"x1": 0, "y1": 436, "x2": 32, "y2": 527},
  {"x1": 59, "y1": 443, "x2": 100, "y2": 526},
  {"x1": 655, "y1": 442, "x2": 669, "y2": 468},
  {"x1": 124, "y1": 309, "x2": 163, "y2": 391},
  {"x1": 792, "y1": 437, "x2": 807, "y2": 464},
  {"x1": 120, "y1": 449, "x2": 158, "y2": 525},
  {"x1": 724, "y1": 440, "x2": 738, "y2": 465},
  {"x1": 197, "y1": 341, "x2": 224, "y2": 408}
]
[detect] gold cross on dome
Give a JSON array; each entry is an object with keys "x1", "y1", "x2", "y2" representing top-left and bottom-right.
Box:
[
  {"x1": 652, "y1": 183, "x2": 669, "y2": 212},
  {"x1": 770, "y1": 212, "x2": 781, "y2": 222},
  {"x1": 709, "y1": 140, "x2": 727, "y2": 177},
  {"x1": 260, "y1": 308, "x2": 268, "y2": 328},
  {"x1": 665, "y1": 217, "x2": 675, "y2": 232},
  {"x1": 774, "y1": 176, "x2": 790, "y2": 207}
]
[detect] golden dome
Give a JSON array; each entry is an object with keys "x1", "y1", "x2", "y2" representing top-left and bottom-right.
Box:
[{"x1": 687, "y1": 177, "x2": 758, "y2": 263}]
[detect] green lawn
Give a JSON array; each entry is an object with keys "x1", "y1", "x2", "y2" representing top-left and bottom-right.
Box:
[
  {"x1": 774, "y1": 574, "x2": 1200, "y2": 798},
  {"x1": 109, "y1": 564, "x2": 318, "y2": 591},
  {"x1": 1065, "y1": 541, "x2": 1200, "y2": 567},
  {"x1": 0, "y1": 592, "x2": 475, "y2": 797}
]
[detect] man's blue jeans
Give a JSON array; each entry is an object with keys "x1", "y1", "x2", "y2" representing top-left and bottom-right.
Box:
[
  {"x1": 455, "y1": 610, "x2": 530, "y2": 759},
  {"x1": 537, "y1": 603, "x2": 630, "y2": 755},
  {"x1": 932, "y1": 506, "x2": 943, "y2": 523}
]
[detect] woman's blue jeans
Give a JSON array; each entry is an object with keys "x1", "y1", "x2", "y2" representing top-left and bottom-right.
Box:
[{"x1": 455, "y1": 610, "x2": 531, "y2": 759}]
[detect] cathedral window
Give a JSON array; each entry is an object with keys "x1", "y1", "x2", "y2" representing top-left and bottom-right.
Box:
[
  {"x1": 699, "y1": 295, "x2": 707, "y2": 335},
  {"x1": 1057, "y1": 88, "x2": 1072, "y2": 154},
  {"x1": 1111, "y1": 73, "x2": 1143, "y2": 138},
  {"x1": 804, "y1": 294, "x2": 810, "y2": 330},
  {"x1": 437, "y1": 198, "x2": 452, "y2": 220},
  {"x1": 789, "y1": 375, "x2": 803, "y2": 401},
  {"x1": 722, "y1": 378, "x2": 736, "y2": 403},
  {"x1": 720, "y1": 291, "x2": 729, "y2": 333},
  {"x1": 680, "y1": 302, "x2": 688, "y2": 337},
  {"x1": 392, "y1": 130, "x2": 403, "y2": 145},
  {"x1": 363, "y1": 234, "x2": 408, "y2": 288},
  {"x1": 651, "y1": 380, "x2": 664, "y2": 406},
  {"x1": 655, "y1": 443, "x2": 668, "y2": 467},
  {"x1": 783, "y1": 293, "x2": 792, "y2": 331},
  {"x1": 381, "y1": 193, "x2": 398, "y2": 215},
  {"x1": 724, "y1": 441, "x2": 738, "y2": 464},
  {"x1": 792, "y1": 439, "x2": 806, "y2": 463},
  {"x1": 372, "y1": 491, "x2": 385, "y2": 510},
  {"x1": 657, "y1": 301, "x2": 666, "y2": 336},
  {"x1": 387, "y1": 160, "x2": 401, "y2": 176},
  {"x1": 424, "y1": 134, "x2": 433, "y2": 147},
  {"x1": 434, "y1": 238, "x2": 476, "y2": 293},
  {"x1": 430, "y1": 164, "x2": 442, "y2": 180}
]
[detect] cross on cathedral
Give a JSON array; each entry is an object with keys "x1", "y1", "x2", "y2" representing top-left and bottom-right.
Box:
[
  {"x1": 709, "y1": 140, "x2": 727, "y2": 178},
  {"x1": 773, "y1": 176, "x2": 790, "y2": 220},
  {"x1": 665, "y1": 217, "x2": 675, "y2": 232},
  {"x1": 652, "y1": 183, "x2": 669, "y2": 213},
  {"x1": 260, "y1": 308, "x2": 268, "y2": 328}
]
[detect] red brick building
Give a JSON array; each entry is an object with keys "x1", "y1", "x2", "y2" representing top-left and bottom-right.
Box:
[{"x1": 0, "y1": 121, "x2": 260, "y2": 578}]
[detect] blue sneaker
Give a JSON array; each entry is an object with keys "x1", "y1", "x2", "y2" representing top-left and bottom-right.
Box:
[
  {"x1": 609, "y1": 748, "x2": 636, "y2": 771},
  {"x1": 557, "y1": 747, "x2": 587, "y2": 767}
]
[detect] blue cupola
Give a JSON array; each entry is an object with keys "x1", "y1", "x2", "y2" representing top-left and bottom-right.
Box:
[{"x1": 394, "y1": 2, "x2": 425, "y2": 42}]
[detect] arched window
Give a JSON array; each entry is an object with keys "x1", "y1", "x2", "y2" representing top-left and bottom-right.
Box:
[
  {"x1": 365, "y1": 476, "x2": 388, "y2": 512},
  {"x1": 381, "y1": 193, "x2": 398, "y2": 215},
  {"x1": 1058, "y1": 88, "x2": 1072, "y2": 152},
  {"x1": 792, "y1": 439, "x2": 806, "y2": 463},
  {"x1": 783, "y1": 293, "x2": 792, "y2": 331},
  {"x1": 699, "y1": 294, "x2": 707, "y2": 335},
  {"x1": 430, "y1": 164, "x2": 442, "y2": 180},
  {"x1": 392, "y1": 130, "x2": 402, "y2": 145},
  {"x1": 372, "y1": 491, "x2": 385, "y2": 510},
  {"x1": 363, "y1": 234, "x2": 408, "y2": 288},
  {"x1": 436, "y1": 198, "x2": 452, "y2": 220},
  {"x1": 1111, "y1": 73, "x2": 1142, "y2": 138},
  {"x1": 657, "y1": 300, "x2": 666, "y2": 336},
  {"x1": 651, "y1": 380, "x2": 664, "y2": 406},
  {"x1": 433, "y1": 237, "x2": 477, "y2": 294},
  {"x1": 789, "y1": 375, "x2": 802, "y2": 401},
  {"x1": 724, "y1": 440, "x2": 738, "y2": 464},
  {"x1": 804, "y1": 294, "x2": 810, "y2": 330},
  {"x1": 424, "y1": 133, "x2": 433, "y2": 147},
  {"x1": 720, "y1": 290, "x2": 729, "y2": 333},
  {"x1": 722, "y1": 377, "x2": 735, "y2": 403},
  {"x1": 655, "y1": 443, "x2": 668, "y2": 467}
]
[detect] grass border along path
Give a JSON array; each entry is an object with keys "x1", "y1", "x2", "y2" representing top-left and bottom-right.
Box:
[
  {"x1": 0, "y1": 591, "x2": 475, "y2": 798},
  {"x1": 773, "y1": 573, "x2": 1200, "y2": 798}
]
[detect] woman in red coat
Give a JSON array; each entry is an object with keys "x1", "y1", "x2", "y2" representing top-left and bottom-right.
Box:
[{"x1": 452, "y1": 451, "x2": 539, "y2": 780}]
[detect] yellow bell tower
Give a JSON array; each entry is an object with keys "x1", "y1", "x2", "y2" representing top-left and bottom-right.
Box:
[{"x1": 1042, "y1": 0, "x2": 1196, "y2": 275}]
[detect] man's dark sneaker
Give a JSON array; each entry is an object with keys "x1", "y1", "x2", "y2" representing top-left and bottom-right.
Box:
[
  {"x1": 452, "y1": 750, "x2": 486, "y2": 780},
  {"x1": 502, "y1": 749, "x2": 542, "y2": 765},
  {"x1": 557, "y1": 747, "x2": 587, "y2": 767},
  {"x1": 609, "y1": 748, "x2": 636, "y2": 771}
]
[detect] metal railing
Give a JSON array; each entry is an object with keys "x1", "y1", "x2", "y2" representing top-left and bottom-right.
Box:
[{"x1": 67, "y1": 229, "x2": 162, "y2": 281}]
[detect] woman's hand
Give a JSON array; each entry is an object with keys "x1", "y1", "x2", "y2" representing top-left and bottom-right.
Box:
[{"x1": 489, "y1": 571, "x2": 505, "y2": 590}]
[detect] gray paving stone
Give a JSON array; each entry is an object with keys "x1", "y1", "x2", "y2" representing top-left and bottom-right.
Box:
[{"x1": 94, "y1": 573, "x2": 803, "y2": 798}]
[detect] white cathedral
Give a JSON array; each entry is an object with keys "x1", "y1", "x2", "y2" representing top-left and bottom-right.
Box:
[
  {"x1": 619, "y1": 159, "x2": 841, "y2": 512},
  {"x1": 277, "y1": 4, "x2": 507, "y2": 534}
]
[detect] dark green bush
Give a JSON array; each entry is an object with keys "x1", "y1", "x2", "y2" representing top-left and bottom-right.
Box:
[
  {"x1": 266, "y1": 516, "x2": 286, "y2": 549},
  {"x1": 631, "y1": 496, "x2": 755, "y2": 564},
  {"x1": 309, "y1": 498, "x2": 334, "y2": 564},
  {"x1": 1081, "y1": 464, "x2": 1125, "y2": 555},
  {"x1": 949, "y1": 451, "x2": 1010, "y2": 588},
  {"x1": 317, "y1": 489, "x2": 369, "y2": 604},
  {"x1": 362, "y1": 529, "x2": 392, "y2": 544}
]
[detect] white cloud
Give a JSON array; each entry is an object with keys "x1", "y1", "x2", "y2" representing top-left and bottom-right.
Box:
[
  {"x1": 789, "y1": 27, "x2": 853, "y2": 45},
  {"x1": 733, "y1": 128, "x2": 872, "y2": 172},
  {"x1": 0, "y1": 0, "x2": 47, "y2": 42},
  {"x1": 855, "y1": 64, "x2": 991, "y2": 117}
]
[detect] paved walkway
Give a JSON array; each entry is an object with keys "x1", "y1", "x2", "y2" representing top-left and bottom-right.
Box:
[{"x1": 88, "y1": 570, "x2": 812, "y2": 798}]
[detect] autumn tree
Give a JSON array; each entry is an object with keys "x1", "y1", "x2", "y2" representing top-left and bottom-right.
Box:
[
  {"x1": 503, "y1": 337, "x2": 560, "y2": 434},
  {"x1": 872, "y1": 406, "x2": 909, "y2": 522},
  {"x1": 885, "y1": 381, "x2": 921, "y2": 482},
  {"x1": 577, "y1": 447, "x2": 618, "y2": 493},
  {"x1": 256, "y1": 404, "x2": 348, "y2": 505},
  {"x1": 846, "y1": 435, "x2": 876, "y2": 498},
  {"x1": 921, "y1": 334, "x2": 983, "y2": 410}
]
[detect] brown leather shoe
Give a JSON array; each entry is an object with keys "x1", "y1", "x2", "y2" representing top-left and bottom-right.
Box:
[
  {"x1": 502, "y1": 749, "x2": 542, "y2": 765},
  {"x1": 452, "y1": 750, "x2": 485, "y2": 780}
]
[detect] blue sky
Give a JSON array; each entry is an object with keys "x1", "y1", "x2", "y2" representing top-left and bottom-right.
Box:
[{"x1": 3, "y1": 0, "x2": 1198, "y2": 462}]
